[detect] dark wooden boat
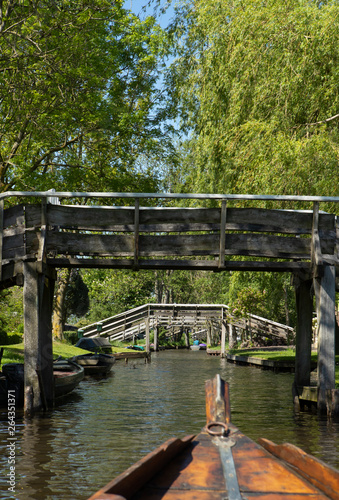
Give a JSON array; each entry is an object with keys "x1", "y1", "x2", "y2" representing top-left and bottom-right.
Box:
[
  {"x1": 0, "y1": 359, "x2": 84, "y2": 406},
  {"x1": 53, "y1": 358, "x2": 84, "y2": 397},
  {"x1": 88, "y1": 374, "x2": 339, "y2": 500},
  {"x1": 72, "y1": 353, "x2": 115, "y2": 375},
  {"x1": 76, "y1": 337, "x2": 114, "y2": 354}
]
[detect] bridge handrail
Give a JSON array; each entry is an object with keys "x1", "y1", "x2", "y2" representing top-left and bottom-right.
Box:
[
  {"x1": 80, "y1": 303, "x2": 294, "y2": 343},
  {"x1": 1, "y1": 190, "x2": 339, "y2": 203}
]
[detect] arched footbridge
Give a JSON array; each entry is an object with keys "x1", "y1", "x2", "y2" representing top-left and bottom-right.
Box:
[{"x1": 79, "y1": 303, "x2": 295, "y2": 354}]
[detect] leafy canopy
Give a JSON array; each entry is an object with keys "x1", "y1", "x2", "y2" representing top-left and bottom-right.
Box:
[
  {"x1": 167, "y1": 0, "x2": 339, "y2": 201},
  {"x1": 0, "y1": 0, "x2": 169, "y2": 193}
]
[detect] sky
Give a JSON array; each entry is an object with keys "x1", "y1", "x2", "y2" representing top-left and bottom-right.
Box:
[{"x1": 123, "y1": 0, "x2": 175, "y2": 29}]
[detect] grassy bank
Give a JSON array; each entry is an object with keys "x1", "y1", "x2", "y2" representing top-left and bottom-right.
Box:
[
  {"x1": 0, "y1": 341, "x2": 133, "y2": 367},
  {"x1": 226, "y1": 348, "x2": 339, "y2": 387}
]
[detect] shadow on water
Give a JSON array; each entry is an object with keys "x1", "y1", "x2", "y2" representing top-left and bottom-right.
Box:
[{"x1": 1, "y1": 350, "x2": 338, "y2": 499}]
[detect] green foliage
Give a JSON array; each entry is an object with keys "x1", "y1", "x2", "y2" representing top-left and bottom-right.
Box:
[
  {"x1": 0, "y1": 0, "x2": 169, "y2": 193},
  {"x1": 81, "y1": 269, "x2": 156, "y2": 323},
  {"x1": 0, "y1": 288, "x2": 24, "y2": 340},
  {"x1": 167, "y1": 0, "x2": 339, "y2": 208},
  {"x1": 63, "y1": 331, "x2": 79, "y2": 345},
  {"x1": 227, "y1": 271, "x2": 296, "y2": 326},
  {"x1": 155, "y1": 269, "x2": 231, "y2": 304},
  {"x1": 65, "y1": 270, "x2": 90, "y2": 320}
]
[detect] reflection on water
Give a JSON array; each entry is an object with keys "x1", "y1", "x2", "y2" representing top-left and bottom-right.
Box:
[{"x1": 1, "y1": 350, "x2": 339, "y2": 499}]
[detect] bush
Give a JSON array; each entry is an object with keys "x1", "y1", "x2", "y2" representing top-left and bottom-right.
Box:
[{"x1": 63, "y1": 331, "x2": 79, "y2": 345}]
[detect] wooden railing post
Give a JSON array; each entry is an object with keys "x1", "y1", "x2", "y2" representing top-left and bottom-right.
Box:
[
  {"x1": 315, "y1": 264, "x2": 336, "y2": 413},
  {"x1": 294, "y1": 276, "x2": 313, "y2": 387},
  {"x1": 219, "y1": 200, "x2": 227, "y2": 269},
  {"x1": 24, "y1": 262, "x2": 55, "y2": 414}
]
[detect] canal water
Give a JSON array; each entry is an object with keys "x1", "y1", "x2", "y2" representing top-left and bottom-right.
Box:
[{"x1": 1, "y1": 349, "x2": 339, "y2": 499}]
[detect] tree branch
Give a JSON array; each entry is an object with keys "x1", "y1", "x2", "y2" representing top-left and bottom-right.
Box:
[
  {"x1": 30, "y1": 135, "x2": 81, "y2": 172},
  {"x1": 305, "y1": 113, "x2": 339, "y2": 127}
]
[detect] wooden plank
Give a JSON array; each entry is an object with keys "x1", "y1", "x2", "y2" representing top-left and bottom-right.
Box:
[
  {"x1": 42, "y1": 232, "x2": 319, "y2": 259},
  {"x1": 258, "y1": 438, "x2": 339, "y2": 500},
  {"x1": 312, "y1": 202, "x2": 324, "y2": 277},
  {"x1": 87, "y1": 435, "x2": 195, "y2": 500},
  {"x1": 233, "y1": 434, "x2": 326, "y2": 497},
  {"x1": 0, "y1": 261, "x2": 23, "y2": 287},
  {"x1": 317, "y1": 264, "x2": 336, "y2": 412},
  {"x1": 27, "y1": 205, "x2": 336, "y2": 235},
  {"x1": 38, "y1": 199, "x2": 47, "y2": 262},
  {"x1": 294, "y1": 278, "x2": 313, "y2": 386},
  {"x1": 2, "y1": 233, "x2": 25, "y2": 260},
  {"x1": 24, "y1": 204, "x2": 42, "y2": 228},
  {"x1": 219, "y1": 201, "x2": 226, "y2": 268},
  {"x1": 46, "y1": 204, "x2": 135, "y2": 230},
  {"x1": 134, "y1": 199, "x2": 139, "y2": 268},
  {"x1": 3, "y1": 204, "x2": 25, "y2": 229},
  {"x1": 46, "y1": 256, "x2": 311, "y2": 273}
]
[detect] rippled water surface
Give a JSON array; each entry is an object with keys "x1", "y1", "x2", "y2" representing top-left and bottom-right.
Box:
[{"x1": 1, "y1": 350, "x2": 339, "y2": 499}]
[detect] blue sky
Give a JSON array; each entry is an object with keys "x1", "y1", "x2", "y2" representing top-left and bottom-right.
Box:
[{"x1": 123, "y1": 1, "x2": 175, "y2": 29}]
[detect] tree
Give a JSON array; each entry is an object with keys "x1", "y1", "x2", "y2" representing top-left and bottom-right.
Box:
[
  {"x1": 167, "y1": 0, "x2": 339, "y2": 206},
  {"x1": 0, "y1": 0, "x2": 169, "y2": 193},
  {"x1": 81, "y1": 269, "x2": 156, "y2": 324},
  {"x1": 0, "y1": 0, "x2": 173, "y2": 338}
]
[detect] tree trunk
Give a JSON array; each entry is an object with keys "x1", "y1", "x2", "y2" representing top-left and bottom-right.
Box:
[{"x1": 52, "y1": 269, "x2": 71, "y2": 340}]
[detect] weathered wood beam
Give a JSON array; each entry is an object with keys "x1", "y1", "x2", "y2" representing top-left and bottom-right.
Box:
[
  {"x1": 26, "y1": 204, "x2": 337, "y2": 234},
  {"x1": 38, "y1": 199, "x2": 47, "y2": 262},
  {"x1": 314, "y1": 264, "x2": 336, "y2": 413},
  {"x1": 134, "y1": 199, "x2": 139, "y2": 269},
  {"x1": 311, "y1": 202, "x2": 324, "y2": 278},
  {"x1": 24, "y1": 262, "x2": 55, "y2": 415},
  {"x1": 47, "y1": 256, "x2": 312, "y2": 272},
  {"x1": 41, "y1": 232, "x2": 321, "y2": 259},
  {"x1": 219, "y1": 201, "x2": 227, "y2": 269},
  {"x1": 221, "y1": 319, "x2": 226, "y2": 358},
  {"x1": 294, "y1": 277, "x2": 313, "y2": 387}
]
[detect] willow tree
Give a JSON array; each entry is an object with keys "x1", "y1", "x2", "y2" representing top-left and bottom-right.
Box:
[
  {"x1": 167, "y1": 0, "x2": 339, "y2": 200},
  {"x1": 164, "y1": 0, "x2": 339, "y2": 325}
]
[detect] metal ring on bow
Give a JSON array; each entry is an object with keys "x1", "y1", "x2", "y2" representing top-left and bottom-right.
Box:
[{"x1": 206, "y1": 421, "x2": 229, "y2": 437}]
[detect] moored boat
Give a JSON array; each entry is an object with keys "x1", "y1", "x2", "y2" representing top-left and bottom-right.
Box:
[
  {"x1": 189, "y1": 344, "x2": 200, "y2": 350},
  {"x1": 72, "y1": 353, "x2": 115, "y2": 376},
  {"x1": 88, "y1": 374, "x2": 339, "y2": 500},
  {"x1": 53, "y1": 358, "x2": 84, "y2": 397},
  {"x1": 75, "y1": 337, "x2": 114, "y2": 354},
  {"x1": 0, "y1": 359, "x2": 84, "y2": 406}
]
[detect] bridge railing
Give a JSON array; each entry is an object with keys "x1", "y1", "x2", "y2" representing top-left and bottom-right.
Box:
[
  {"x1": 79, "y1": 303, "x2": 294, "y2": 345},
  {"x1": 1, "y1": 191, "x2": 338, "y2": 277}
]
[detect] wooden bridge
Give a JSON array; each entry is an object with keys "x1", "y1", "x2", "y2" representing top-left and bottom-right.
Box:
[
  {"x1": 80, "y1": 303, "x2": 294, "y2": 353},
  {"x1": 0, "y1": 191, "x2": 338, "y2": 414}
]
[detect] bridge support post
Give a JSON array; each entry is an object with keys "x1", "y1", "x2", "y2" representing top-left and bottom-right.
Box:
[
  {"x1": 221, "y1": 321, "x2": 226, "y2": 358},
  {"x1": 207, "y1": 324, "x2": 211, "y2": 347},
  {"x1": 23, "y1": 262, "x2": 55, "y2": 415},
  {"x1": 153, "y1": 321, "x2": 159, "y2": 352},
  {"x1": 294, "y1": 277, "x2": 313, "y2": 388},
  {"x1": 145, "y1": 317, "x2": 150, "y2": 354},
  {"x1": 314, "y1": 265, "x2": 336, "y2": 413},
  {"x1": 228, "y1": 323, "x2": 237, "y2": 349}
]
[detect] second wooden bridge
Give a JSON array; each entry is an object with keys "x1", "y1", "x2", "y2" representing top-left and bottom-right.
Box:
[{"x1": 79, "y1": 303, "x2": 294, "y2": 355}]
